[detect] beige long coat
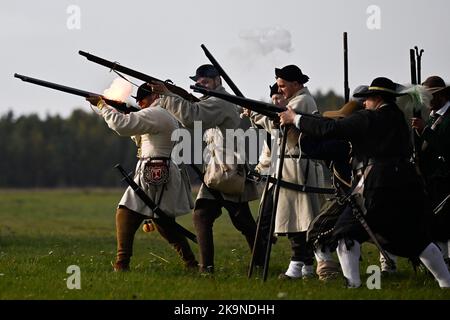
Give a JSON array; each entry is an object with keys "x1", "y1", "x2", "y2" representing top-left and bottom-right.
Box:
[
  {"x1": 100, "y1": 101, "x2": 194, "y2": 218},
  {"x1": 159, "y1": 85, "x2": 258, "y2": 203},
  {"x1": 252, "y1": 87, "x2": 327, "y2": 233}
]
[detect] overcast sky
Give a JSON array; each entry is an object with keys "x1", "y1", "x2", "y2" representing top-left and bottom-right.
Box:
[{"x1": 1, "y1": 0, "x2": 449, "y2": 118}]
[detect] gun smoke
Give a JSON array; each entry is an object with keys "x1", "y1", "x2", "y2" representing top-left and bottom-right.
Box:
[
  {"x1": 103, "y1": 78, "x2": 133, "y2": 102},
  {"x1": 239, "y1": 27, "x2": 294, "y2": 56},
  {"x1": 227, "y1": 26, "x2": 294, "y2": 80}
]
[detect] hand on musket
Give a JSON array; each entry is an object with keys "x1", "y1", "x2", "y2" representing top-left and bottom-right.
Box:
[
  {"x1": 86, "y1": 95, "x2": 104, "y2": 108},
  {"x1": 411, "y1": 117, "x2": 425, "y2": 135},
  {"x1": 149, "y1": 81, "x2": 171, "y2": 96},
  {"x1": 279, "y1": 106, "x2": 296, "y2": 126},
  {"x1": 240, "y1": 107, "x2": 253, "y2": 119}
]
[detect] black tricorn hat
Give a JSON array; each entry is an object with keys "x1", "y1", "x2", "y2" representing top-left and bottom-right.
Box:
[
  {"x1": 190, "y1": 64, "x2": 220, "y2": 82},
  {"x1": 353, "y1": 77, "x2": 404, "y2": 98},
  {"x1": 133, "y1": 83, "x2": 153, "y2": 102},
  {"x1": 269, "y1": 83, "x2": 279, "y2": 97},
  {"x1": 275, "y1": 65, "x2": 309, "y2": 84}
]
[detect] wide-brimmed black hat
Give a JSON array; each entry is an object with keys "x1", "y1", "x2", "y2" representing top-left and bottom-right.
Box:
[
  {"x1": 189, "y1": 64, "x2": 220, "y2": 82},
  {"x1": 275, "y1": 65, "x2": 309, "y2": 84},
  {"x1": 133, "y1": 83, "x2": 153, "y2": 102},
  {"x1": 269, "y1": 83, "x2": 279, "y2": 97},
  {"x1": 353, "y1": 77, "x2": 404, "y2": 98}
]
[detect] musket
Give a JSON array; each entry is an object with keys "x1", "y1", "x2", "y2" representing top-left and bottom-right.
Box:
[
  {"x1": 414, "y1": 46, "x2": 424, "y2": 84},
  {"x1": 410, "y1": 49, "x2": 417, "y2": 85},
  {"x1": 199, "y1": 46, "x2": 279, "y2": 116},
  {"x1": 191, "y1": 84, "x2": 280, "y2": 118},
  {"x1": 409, "y1": 48, "x2": 423, "y2": 176},
  {"x1": 248, "y1": 170, "x2": 335, "y2": 194},
  {"x1": 79, "y1": 51, "x2": 199, "y2": 102},
  {"x1": 201, "y1": 44, "x2": 245, "y2": 98},
  {"x1": 191, "y1": 85, "x2": 324, "y2": 120},
  {"x1": 262, "y1": 126, "x2": 289, "y2": 281},
  {"x1": 115, "y1": 164, "x2": 197, "y2": 244},
  {"x1": 248, "y1": 174, "x2": 271, "y2": 279},
  {"x1": 14, "y1": 73, "x2": 139, "y2": 114},
  {"x1": 343, "y1": 32, "x2": 350, "y2": 103}
]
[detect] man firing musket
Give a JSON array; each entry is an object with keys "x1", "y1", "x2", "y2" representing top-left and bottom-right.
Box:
[
  {"x1": 86, "y1": 83, "x2": 198, "y2": 271},
  {"x1": 14, "y1": 73, "x2": 139, "y2": 114},
  {"x1": 149, "y1": 64, "x2": 265, "y2": 274},
  {"x1": 15, "y1": 71, "x2": 198, "y2": 271}
]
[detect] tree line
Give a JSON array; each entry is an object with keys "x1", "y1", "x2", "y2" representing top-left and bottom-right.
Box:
[{"x1": 0, "y1": 90, "x2": 343, "y2": 188}]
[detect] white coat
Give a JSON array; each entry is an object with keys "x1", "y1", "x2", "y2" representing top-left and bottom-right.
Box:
[
  {"x1": 252, "y1": 87, "x2": 328, "y2": 233},
  {"x1": 100, "y1": 101, "x2": 194, "y2": 218}
]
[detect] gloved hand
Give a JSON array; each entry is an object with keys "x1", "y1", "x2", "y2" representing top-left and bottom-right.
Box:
[{"x1": 86, "y1": 95, "x2": 106, "y2": 109}]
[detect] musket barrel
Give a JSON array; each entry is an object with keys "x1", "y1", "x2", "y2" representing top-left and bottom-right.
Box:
[
  {"x1": 343, "y1": 32, "x2": 350, "y2": 103},
  {"x1": 190, "y1": 85, "x2": 282, "y2": 117},
  {"x1": 79, "y1": 50, "x2": 157, "y2": 85},
  {"x1": 190, "y1": 85, "x2": 320, "y2": 119},
  {"x1": 79, "y1": 51, "x2": 199, "y2": 102},
  {"x1": 15, "y1": 73, "x2": 95, "y2": 98},
  {"x1": 14, "y1": 73, "x2": 139, "y2": 114},
  {"x1": 410, "y1": 49, "x2": 417, "y2": 85},
  {"x1": 201, "y1": 44, "x2": 245, "y2": 98}
]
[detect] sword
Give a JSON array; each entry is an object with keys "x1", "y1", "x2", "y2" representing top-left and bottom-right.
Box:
[
  {"x1": 115, "y1": 164, "x2": 197, "y2": 244},
  {"x1": 347, "y1": 193, "x2": 396, "y2": 269},
  {"x1": 434, "y1": 194, "x2": 450, "y2": 215}
]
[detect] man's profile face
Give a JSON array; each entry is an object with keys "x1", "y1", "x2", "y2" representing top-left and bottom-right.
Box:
[
  {"x1": 276, "y1": 78, "x2": 301, "y2": 100},
  {"x1": 138, "y1": 93, "x2": 158, "y2": 109},
  {"x1": 363, "y1": 96, "x2": 382, "y2": 110},
  {"x1": 196, "y1": 77, "x2": 220, "y2": 90}
]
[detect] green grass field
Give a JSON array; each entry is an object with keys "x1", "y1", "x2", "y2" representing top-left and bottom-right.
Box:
[{"x1": 0, "y1": 190, "x2": 449, "y2": 300}]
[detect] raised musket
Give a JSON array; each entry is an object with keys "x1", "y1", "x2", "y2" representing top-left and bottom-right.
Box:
[
  {"x1": 79, "y1": 51, "x2": 199, "y2": 102},
  {"x1": 14, "y1": 73, "x2": 139, "y2": 114},
  {"x1": 410, "y1": 49, "x2": 417, "y2": 85},
  {"x1": 201, "y1": 44, "x2": 245, "y2": 98},
  {"x1": 409, "y1": 48, "x2": 424, "y2": 177},
  {"x1": 191, "y1": 85, "x2": 282, "y2": 118},
  {"x1": 190, "y1": 85, "x2": 322, "y2": 120},
  {"x1": 414, "y1": 46, "x2": 424, "y2": 84},
  {"x1": 343, "y1": 32, "x2": 350, "y2": 103}
]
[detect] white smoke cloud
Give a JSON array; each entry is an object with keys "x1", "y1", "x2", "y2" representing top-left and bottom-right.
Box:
[
  {"x1": 103, "y1": 78, "x2": 133, "y2": 102},
  {"x1": 238, "y1": 26, "x2": 294, "y2": 56},
  {"x1": 222, "y1": 26, "x2": 295, "y2": 95}
]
